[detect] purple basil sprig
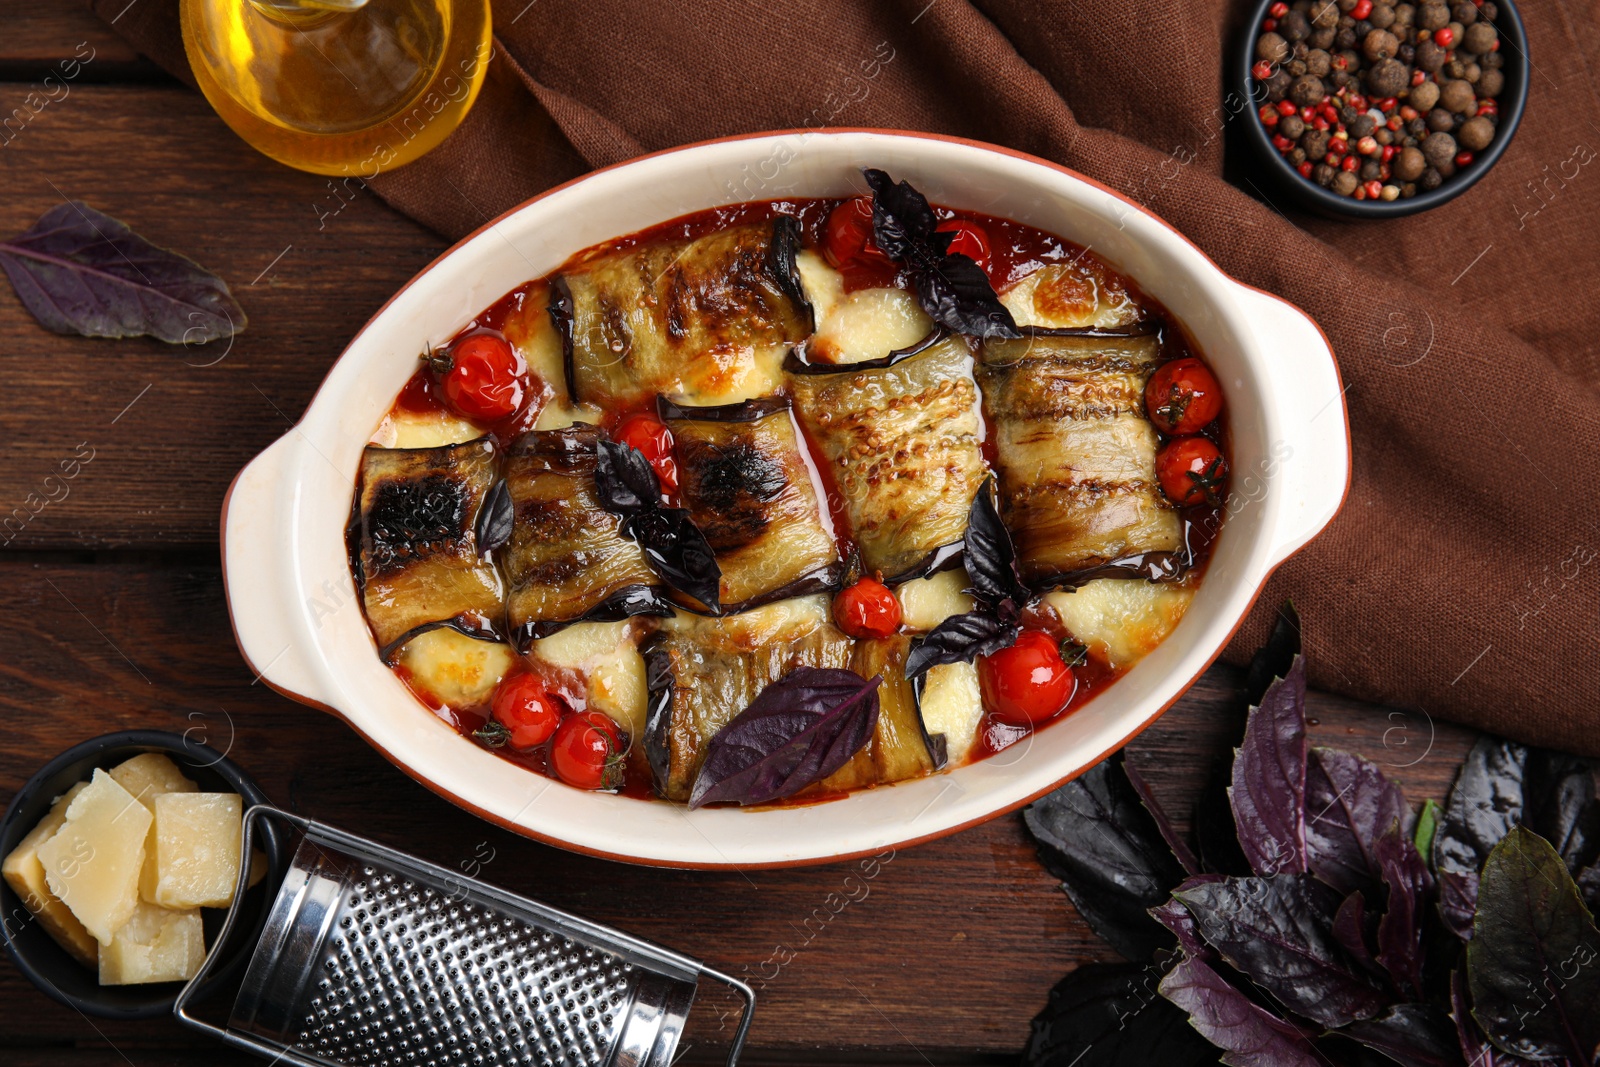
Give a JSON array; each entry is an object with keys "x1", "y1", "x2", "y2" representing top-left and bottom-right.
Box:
[
  {"x1": 595, "y1": 438, "x2": 722, "y2": 612},
  {"x1": 688, "y1": 667, "x2": 881, "y2": 809}
]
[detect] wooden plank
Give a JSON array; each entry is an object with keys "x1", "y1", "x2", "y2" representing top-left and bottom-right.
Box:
[
  {"x1": 0, "y1": 85, "x2": 447, "y2": 550},
  {"x1": 0, "y1": 561, "x2": 1478, "y2": 1060},
  {"x1": 0, "y1": 3, "x2": 158, "y2": 80}
]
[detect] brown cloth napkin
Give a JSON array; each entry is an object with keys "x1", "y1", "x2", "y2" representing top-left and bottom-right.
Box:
[{"x1": 96, "y1": 0, "x2": 1600, "y2": 756}]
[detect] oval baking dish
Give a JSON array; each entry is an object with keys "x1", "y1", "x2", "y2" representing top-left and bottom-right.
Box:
[{"x1": 221, "y1": 130, "x2": 1350, "y2": 868}]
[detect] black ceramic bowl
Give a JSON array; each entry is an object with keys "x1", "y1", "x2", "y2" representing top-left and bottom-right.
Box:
[
  {"x1": 0, "y1": 731, "x2": 287, "y2": 1019},
  {"x1": 1234, "y1": 0, "x2": 1529, "y2": 218}
]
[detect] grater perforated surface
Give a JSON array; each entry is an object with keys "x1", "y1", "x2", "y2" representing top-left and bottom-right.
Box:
[{"x1": 291, "y1": 865, "x2": 636, "y2": 1067}]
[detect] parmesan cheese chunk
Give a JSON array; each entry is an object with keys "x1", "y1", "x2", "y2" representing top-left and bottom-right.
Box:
[
  {"x1": 1, "y1": 782, "x2": 97, "y2": 966},
  {"x1": 528, "y1": 621, "x2": 648, "y2": 742},
  {"x1": 395, "y1": 628, "x2": 516, "y2": 708},
  {"x1": 1045, "y1": 579, "x2": 1194, "y2": 668},
  {"x1": 143, "y1": 793, "x2": 242, "y2": 910},
  {"x1": 917, "y1": 661, "x2": 984, "y2": 767},
  {"x1": 98, "y1": 900, "x2": 204, "y2": 986},
  {"x1": 37, "y1": 770, "x2": 151, "y2": 945}
]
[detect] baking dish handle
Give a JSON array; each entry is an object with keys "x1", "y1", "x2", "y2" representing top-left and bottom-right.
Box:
[
  {"x1": 1232, "y1": 283, "x2": 1351, "y2": 568},
  {"x1": 221, "y1": 431, "x2": 340, "y2": 712}
]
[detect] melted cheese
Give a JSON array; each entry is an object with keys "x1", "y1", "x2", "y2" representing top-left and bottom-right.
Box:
[
  {"x1": 369, "y1": 408, "x2": 483, "y2": 449},
  {"x1": 1045, "y1": 580, "x2": 1194, "y2": 668},
  {"x1": 896, "y1": 569, "x2": 974, "y2": 632},
  {"x1": 396, "y1": 628, "x2": 515, "y2": 708},
  {"x1": 527, "y1": 621, "x2": 648, "y2": 742},
  {"x1": 1001, "y1": 262, "x2": 1144, "y2": 330},
  {"x1": 798, "y1": 251, "x2": 932, "y2": 364},
  {"x1": 918, "y1": 661, "x2": 983, "y2": 766}
]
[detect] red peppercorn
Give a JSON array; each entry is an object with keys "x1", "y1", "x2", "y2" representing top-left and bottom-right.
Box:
[
  {"x1": 1273, "y1": 133, "x2": 1293, "y2": 152},
  {"x1": 1334, "y1": 54, "x2": 1348, "y2": 70},
  {"x1": 1269, "y1": 1, "x2": 1289, "y2": 16},
  {"x1": 1490, "y1": 38, "x2": 1499, "y2": 51},
  {"x1": 1349, "y1": 94, "x2": 1367, "y2": 110},
  {"x1": 1379, "y1": 163, "x2": 1391, "y2": 180},
  {"x1": 1278, "y1": 99, "x2": 1298, "y2": 115},
  {"x1": 1382, "y1": 145, "x2": 1397, "y2": 161},
  {"x1": 1455, "y1": 151, "x2": 1474, "y2": 166},
  {"x1": 1477, "y1": 101, "x2": 1497, "y2": 116},
  {"x1": 1411, "y1": 69, "x2": 1427, "y2": 86},
  {"x1": 1364, "y1": 180, "x2": 1383, "y2": 198},
  {"x1": 1261, "y1": 108, "x2": 1280, "y2": 127},
  {"x1": 1314, "y1": 116, "x2": 1331, "y2": 131},
  {"x1": 1400, "y1": 105, "x2": 1419, "y2": 120},
  {"x1": 1355, "y1": 186, "x2": 1368, "y2": 200},
  {"x1": 1434, "y1": 27, "x2": 1455, "y2": 47},
  {"x1": 1297, "y1": 160, "x2": 1315, "y2": 178},
  {"x1": 1263, "y1": 17, "x2": 1277, "y2": 30},
  {"x1": 1352, "y1": 0, "x2": 1373, "y2": 18},
  {"x1": 1328, "y1": 137, "x2": 1347, "y2": 156},
  {"x1": 1342, "y1": 155, "x2": 1361, "y2": 172},
  {"x1": 1379, "y1": 97, "x2": 1399, "y2": 112},
  {"x1": 1387, "y1": 115, "x2": 1404, "y2": 131},
  {"x1": 1253, "y1": 60, "x2": 1274, "y2": 80},
  {"x1": 1357, "y1": 135, "x2": 1379, "y2": 155}
]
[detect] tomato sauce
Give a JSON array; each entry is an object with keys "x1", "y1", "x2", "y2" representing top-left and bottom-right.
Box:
[{"x1": 373, "y1": 195, "x2": 1229, "y2": 802}]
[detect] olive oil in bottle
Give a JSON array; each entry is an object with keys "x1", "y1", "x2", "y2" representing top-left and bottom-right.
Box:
[{"x1": 180, "y1": 0, "x2": 491, "y2": 177}]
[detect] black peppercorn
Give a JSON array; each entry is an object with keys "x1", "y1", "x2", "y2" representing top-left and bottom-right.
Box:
[
  {"x1": 1398, "y1": 42, "x2": 1415, "y2": 62},
  {"x1": 1280, "y1": 10, "x2": 1312, "y2": 40},
  {"x1": 1407, "y1": 116, "x2": 1429, "y2": 139},
  {"x1": 1310, "y1": 26, "x2": 1337, "y2": 48},
  {"x1": 1416, "y1": 39, "x2": 1445, "y2": 72},
  {"x1": 1286, "y1": 58, "x2": 1309, "y2": 76},
  {"x1": 1417, "y1": 3, "x2": 1448, "y2": 30},
  {"x1": 1479, "y1": 68, "x2": 1504, "y2": 95},
  {"x1": 1462, "y1": 21, "x2": 1496, "y2": 53},
  {"x1": 1370, "y1": 4, "x2": 1396, "y2": 28},
  {"x1": 1366, "y1": 57, "x2": 1410, "y2": 96},
  {"x1": 1314, "y1": 162, "x2": 1338, "y2": 186},
  {"x1": 1307, "y1": 48, "x2": 1332, "y2": 75},
  {"x1": 1481, "y1": 1, "x2": 1496, "y2": 18},
  {"x1": 1360, "y1": 159, "x2": 1382, "y2": 181},
  {"x1": 1302, "y1": 128, "x2": 1331, "y2": 159},
  {"x1": 1427, "y1": 107, "x2": 1456, "y2": 132},
  {"x1": 1289, "y1": 74, "x2": 1327, "y2": 106},
  {"x1": 1420, "y1": 166, "x2": 1443, "y2": 190},
  {"x1": 1349, "y1": 113, "x2": 1378, "y2": 138},
  {"x1": 1335, "y1": 26, "x2": 1358, "y2": 49},
  {"x1": 1281, "y1": 114, "x2": 1307, "y2": 139},
  {"x1": 1421, "y1": 130, "x2": 1457, "y2": 167}
]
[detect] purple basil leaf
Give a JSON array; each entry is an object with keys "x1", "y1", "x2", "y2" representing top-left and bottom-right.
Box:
[
  {"x1": 1332, "y1": 891, "x2": 1385, "y2": 978},
  {"x1": 1375, "y1": 823, "x2": 1433, "y2": 1001},
  {"x1": 1025, "y1": 752, "x2": 1189, "y2": 961},
  {"x1": 1174, "y1": 874, "x2": 1391, "y2": 1028},
  {"x1": 1158, "y1": 952, "x2": 1323, "y2": 1067},
  {"x1": 1450, "y1": 970, "x2": 1540, "y2": 1067},
  {"x1": 861, "y1": 168, "x2": 1021, "y2": 340},
  {"x1": 625, "y1": 507, "x2": 722, "y2": 612},
  {"x1": 689, "y1": 667, "x2": 880, "y2": 808},
  {"x1": 1127, "y1": 758, "x2": 1203, "y2": 877},
  {"x1": 595, "y1": 438, "x2": 660, "y2": 514},
  {"x1": 1434, "y1": 738, "x2": 1528, "y2": 941},
  {"x1": 1024, "y1": 961, "x2": 1223, "y2": 1067},
  {"x1": 1465, "y1": 826, "x2": 1600, "y2": 1064},
  {"x1": 905, "y1": 610, "x2": 1018, "y2": 679},
  {"x1": 1305, "y1": 746, "x2": 1413, "y2": 896},
  {"x1": 1197, "y1": 755, "x2": 1253, "y2": 876},
  {"x1": 1579, "y1": 862, "x2": 1600, "y2": 916},
  {"x1": 1152, "y1": 877, "x2": 1225, "y2": 959},
  {"x1": 1338, "y1": 1004, "x2": 1466, "y2": 1067},
  {"x1": 474, "y1": 479, "x2": 514, "y2": 556},
  {"x1": 1243, "y1": 601, "x2": 1303, "y2": 707},
  {"x1": 0, "y1": 200, "x2": 245, "y2": 343},
  {"x1": 1523, "y1": 748, "x2": 1600, "y2": 878},
  {"x1": 962, "y1": 479, "x2": 1029, "y2": 610},
  {"x1": 1230, "y1": 655, "x2": 1309, "y2": 878}
]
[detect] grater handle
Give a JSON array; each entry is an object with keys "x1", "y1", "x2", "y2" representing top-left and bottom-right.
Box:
[{"x1": 696, "y1": 964, "x2": 757, "y2": 1067}]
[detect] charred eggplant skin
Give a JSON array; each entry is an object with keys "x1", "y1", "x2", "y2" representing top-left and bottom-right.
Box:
[
  {"x1": 979, "y1": 326, "x2": 1182, "y2": 588},
  {"x1": 354, "y1": 437, "x2": 506, "y2": 660},
  {"x1": 550, "y1": 217, "x2": 813, "y2": 406},
  {"x1": 499, "y1": 425, "x2": 672, "y2": 649},
  {"x1": 787, "y1": 333, "x2": 988, "y2": 584},
  {"x1": 662, "y1": 396, "x2": 843, "y2": 614}
]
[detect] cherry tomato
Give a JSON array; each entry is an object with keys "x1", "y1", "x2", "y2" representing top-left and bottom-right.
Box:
[
  {"x1": 613, "y1": 412, "x2": 678, "y2": 493},
  {"x1": 434, "y1": 333, "x2": 526, "y2": 422},
  {"x1": 823, "y1": 196, "x2": 891, "y2": 271},
  {"x1": 936, "y1": 219, "x2": 993, "y2": 275},
  {"x1": 978, "y1": 630, "x2": 1076, "y2": 726},
  {"x1": 1145, "y1": 358, "x2": 1224, "y2": 436},
  {"x1": 490, "y1": 672, "x2": 565, "y2": 749},
  {"x1": 1157, "y1": 437, "x2": 1228, "y2": 507},
  {"x1": 832, "y1": 577, "x2": 902, "y2": 639},
  {"x1": 550, "y1": 711, "x2": 624, "y2": 790}
]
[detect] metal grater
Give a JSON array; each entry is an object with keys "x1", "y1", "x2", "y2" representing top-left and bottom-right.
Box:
[{"x1": 175, "y1": 807, "x2": 754, "y2": 1067}]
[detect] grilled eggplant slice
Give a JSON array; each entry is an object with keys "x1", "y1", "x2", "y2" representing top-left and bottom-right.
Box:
[
  {"x1": 661, "y1": 396, "x2": 842, "y2": 612},
  {"x1": 551, "y1": 217, "x2": 813, "y2": 407},
  {"x1": 355, "y1": 438, "x2": 506, "y2": 659},
  {"x1": 499, "y1": 425, "x2": 672, "y2": 648},
  {"x1": 643, "y1": 597, "x2": 852, "y2": 801},
  {"x1": 978, "y1": 327, "x2": 1181, "y2": 586},
  {"x1": 788, "y1": 333, "x2": 988, "y2": 582},
  {"x1": 818, "y1": 636, "x2": 938, "y2": 791}
]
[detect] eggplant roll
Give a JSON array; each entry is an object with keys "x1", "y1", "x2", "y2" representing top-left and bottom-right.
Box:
[
  {"x1": 978, "y1": 330, "x2": 1181, "y2": 584},
  {"x1": 643, "y1": 597, "x2": 852, "y2": 802},
  {"x1": 818, "y1": 637, "x2": 938, "y2": 791},
  {"x1": 499, "y1": 426, "x2": 670, "y2": 647},
  {"x1": 355, "y1": 438, "x2": 506, "y2": 659},
  {"x1": 788, "y1": 335, "x2": 987, "y2": 582},
  {"x1": 552, "y1": 217, "x2": 813, "y2": 407},
  {"x1": 662, "y1": 397, "x2": 842, "y2": 612}
]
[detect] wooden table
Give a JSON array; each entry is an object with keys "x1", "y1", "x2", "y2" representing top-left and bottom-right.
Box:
[{"x1": 0, "y1": 8, "x2": 1484, "y2": 1064}]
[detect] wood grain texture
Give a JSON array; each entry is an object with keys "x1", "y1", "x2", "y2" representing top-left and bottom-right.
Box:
[
  {"x1": 0, "y1": 561, "x2": 1481, "y2": 1062},
  {"x1": 0, "y1": 2, "x2": 153, "y2": 79},
  {"x1": 0, "y1": 85, "x2": 446, "y2": 550}
]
